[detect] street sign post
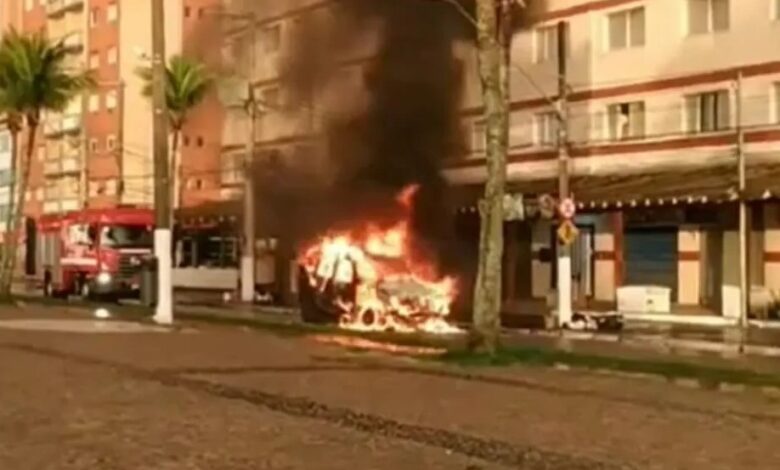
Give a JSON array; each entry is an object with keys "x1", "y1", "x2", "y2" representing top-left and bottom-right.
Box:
[{"x1": 557, "y1": 219, "x2": 579, "y2": 246}]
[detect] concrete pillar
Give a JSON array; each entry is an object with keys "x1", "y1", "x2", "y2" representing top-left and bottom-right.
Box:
[
  {"x1": 678, "y1": 225, "x2": 701, "y2": 305},
  {"x1": 593, "y1": 216, "x2": 615, "y2": 302},
  {"x1": 763, "y1": 203, "x2": 780, "y2": 291},
  {"x1": 531, "y1": 221, "x2": 552, "y2": 299}
]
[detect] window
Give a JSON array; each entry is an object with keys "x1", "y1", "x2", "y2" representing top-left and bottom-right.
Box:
[
  {"x1": 471, "y1": 120, "x2": 486, "y2": 153},
  {"x1": 607, "y1": 101, "x2": 645, "y2": 140},
  {"x1": 0, "y1": 170, "x2": 11, "y2": 186},
  {"x1": 535, "y1": 111, "x2": 559, "y2": 146},
  {"x1": 534, "y1": 25, "x2": 562, "y2": 63},
  {"x1": 196, "y1": 136, "x2": 204, "y2": 147},
  {"x1": 107, "y1": 3, "x2": 118, "y2": 23},
  {"x1": 107, "y1": 46, "x2": 117, "y2": 65},
  {"x1": 222, "y1": 152, "x2": 244, "y2": 185},
  {"x1": 260, "y1": 87, "x2": 280, "y2": 111},
  {"x1": 89, "y1": 50, "x2": 100, "y2": 69},
  {"x1": 776, "y1": 0, "x2": 780, "y2": 20},
  {"x1": 88, "y1": 94, "x2": 100, "y2": 113},
  {"x1": 688, "y1": 0, "x2": 729, "y2": 34},
  {"x1": 24, "y1": 0, "x2": 33, "y2": 12},
  {"x1": 774, "y1": 83, "x2": 780, "y2": 123},
  {"x1": 37, "y1": 146, "x2": 46, "y2": 162},
  {"x1": 89, "y1": 138, "x2": 99, "y2": 153},
  {"x1": 90, "y1": 7, "x2": 100, "y2": 27},
  {"x1": 685, "y1": 90, "x2": 730, "y2": 133},
  {"x1": 0, "y1": 134, "x2": 10, "y2": 153},
  {"x1": 106, "y1": 90, "x2": 118, "y2": 111},
  {"x1": 607, "y1": 7, "x2": 645, "y2": 50},
  {"x1": 260, "y1": 24, "x2": 282, "y2": 53},
  {"x1": 184, "y1": 6, "x2": 191, "y2": 18},
  {"x1": 107, "y1": 135, "x2": 117, "y2": 151},
  {"x1": 105, "y1": 179, "x2": 117, "y2": 196},
  {"x1": 183, "y1": 135, "x2": 190, "y2": 146}
]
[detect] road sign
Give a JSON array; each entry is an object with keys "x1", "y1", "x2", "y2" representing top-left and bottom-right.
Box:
[
  {"x1": 557, "y1": 220, "x2": 579, "y2": 246},
  {"x1": 558, "y1": 197, "x2": 576, "y2": 220}
]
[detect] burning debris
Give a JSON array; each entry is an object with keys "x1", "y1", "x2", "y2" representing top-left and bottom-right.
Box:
[{"x1": 299, "y1": 187, "x2": 460, "y2": 334}]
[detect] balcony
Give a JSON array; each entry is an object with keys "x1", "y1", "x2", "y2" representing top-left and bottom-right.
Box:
[
  {"x1": 44, "y1": 113, "x2": 81, "y2": 137},
  {"x1": 44, "y1": 156, "x2": 82, "y2": 177},
  {"x1": 47, "y1": 0, "x2": 84, "y2": 17},
  {"x1": 61, "y1": 33, "x2": 84, "y2": 53}
]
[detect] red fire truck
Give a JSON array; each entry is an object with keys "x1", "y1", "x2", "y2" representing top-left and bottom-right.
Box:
[{"x1": 31, "y1": 207, "x2": 155, "y2": 300}]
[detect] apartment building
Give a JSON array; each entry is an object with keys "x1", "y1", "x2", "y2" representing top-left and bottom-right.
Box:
[
  {"x1": 443, "y1": 0, "x2": 780, "y2": 320},
  {"x1": 0, "y1": 0, "x2": 222, "y2": 224}
]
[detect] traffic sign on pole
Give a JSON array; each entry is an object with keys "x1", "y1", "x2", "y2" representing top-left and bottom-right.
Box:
[
  {"x1": 557, "y1": 220, "x2": 579, "y2": 246},
  {"x1": 558, "y1": 197, "x2": 576, "y2": 220}
]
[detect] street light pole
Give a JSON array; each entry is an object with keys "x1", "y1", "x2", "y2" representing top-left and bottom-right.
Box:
[
  {"x1": 151, "y1": 0, "x2": 172, "y2": 324},
  {"x1": 240, "y1": 24, "x2": 257, "y2": 304}
]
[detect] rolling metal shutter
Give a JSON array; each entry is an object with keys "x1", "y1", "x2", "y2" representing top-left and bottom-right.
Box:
[{"x1": 624, "y1": 228, "x2": 677, "y2": 292}]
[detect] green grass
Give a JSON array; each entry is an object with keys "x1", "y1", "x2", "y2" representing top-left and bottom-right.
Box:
[{"x1": 440, "y1": 347, "x2": 780, "y2": 389}]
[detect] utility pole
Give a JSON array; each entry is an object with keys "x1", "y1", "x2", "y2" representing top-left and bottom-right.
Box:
[
  {"x1": 240, "y1": 24, "x2": 257, "y2": 304},
  {"x1": 555, "y1": 21, "x2": 572, "y2": 328},
  {"x1": 736, "y1": 71, "x2": 749, "y2": 348},
  {"x1": 151, "y1": 0, "x2": 172, "y2": 324}
]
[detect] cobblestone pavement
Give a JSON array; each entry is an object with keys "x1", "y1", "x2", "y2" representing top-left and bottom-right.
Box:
[{"x1": 1, "y1": 305, "x2": 779, "y2": 469}]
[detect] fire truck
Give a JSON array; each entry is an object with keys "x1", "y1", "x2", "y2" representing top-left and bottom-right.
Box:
[{"x1": 31, "y1": 207, "x2": 155, "y2": 300}]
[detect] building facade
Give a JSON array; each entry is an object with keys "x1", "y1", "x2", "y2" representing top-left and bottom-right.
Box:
[
  {"x1": 0, "y1": 0, "x2": 223, "y2": 219},
  {"x1": 446, "y1": 0, "x2": 780, "y2": 321}
]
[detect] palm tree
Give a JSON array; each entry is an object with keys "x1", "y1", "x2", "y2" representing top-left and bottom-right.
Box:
[
  {"x1": 139, "y1": 55, "x2": 213, "y2": 209},
  {"x1": 0, "y1": 30, "x2": 93, "y2": 299}
]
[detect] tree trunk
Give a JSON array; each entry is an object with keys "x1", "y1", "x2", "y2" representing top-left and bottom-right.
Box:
[
  {"x1": 471, "y1": 0, "x2": 511, "y2": 354},
  {"x1": 0, "y1": 121, "x2": 38, "y2": 299}
]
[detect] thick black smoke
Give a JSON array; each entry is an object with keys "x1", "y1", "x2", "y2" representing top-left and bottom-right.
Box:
[{"x1": 253, "y1": 0, "x2": 473, "y2": 272}]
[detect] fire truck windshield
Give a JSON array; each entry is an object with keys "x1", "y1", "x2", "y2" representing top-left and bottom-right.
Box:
[{"x1": 100, "y1": 225, "x2": 153, "y2": 249}]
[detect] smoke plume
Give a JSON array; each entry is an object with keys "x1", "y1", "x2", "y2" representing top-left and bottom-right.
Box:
[{"x1": 252, "y1": 0, "x2": 473, "y2": 272}]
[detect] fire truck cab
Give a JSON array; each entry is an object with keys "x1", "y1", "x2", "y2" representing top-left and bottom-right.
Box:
[{"x1": 33, "y1": 207, "x2": 154, "y2": 300}]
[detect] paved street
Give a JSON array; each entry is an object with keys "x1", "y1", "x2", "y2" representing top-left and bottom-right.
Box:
[{"x1": 1, "y1": 305, "x2": 780, "y2": 469}]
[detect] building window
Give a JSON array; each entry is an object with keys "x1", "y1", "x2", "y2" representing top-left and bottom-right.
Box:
[
  {"x1": 607, "y1": 7, "x2": 645, "y2": 50},
  {"x1": 471, "y1": 120, "x2": 486, "y2": 153},
  {"x1": 688, "y1": 0, "x2": 729, "y2": 34},
  {"x1": 534, "y1": 25, "x2": 562, "y2": 63},
  {"x1": 88, "y1": 94, "x2": 100, "y2": 113},
  {"x1": 222, "y1": 152, "x2": 244, "y2": 185},
  {"x1": 107, "y1": 3, "x2": 118, "y2": 23},
  {"x1": 107, "y1": 135, "x2": 117, "y2": 151},
  {"x1": 774, "y1": 83, "x2": 780, "y2": 123},
  {"x1": 196, "y1": 136, "x2": 204, "y2": 147},
  {"x1": 24, "y1": 0, "x2": 33, "y2": 12},
  {"x1": 184, "y1": 6, "x2": 191, "y2": 18},
  {"x1": 607, "y1": 101, "x2": 645, "y2": 140},
  {"x1": 685, "y1": 90, "x2": 730, "y2": 133},
  {"x1": 260, "y1": 86, "x2": 280, "y2": 111},
  {"x1": 89, "y1": 50, "x2": 100, "y2": 69},
  {"x1": 106, "y1": 90, "x2": 118, "y2": 111},
  {"x1": 0, "y1": 134, "x2": 9, "y2": 153},
  {"x1": 37, "y1": 146, "x2": 46, "y2": 162},
  {"x1": 90, "y1": 7, "x2": 100, "y2": 27},
  {"x1": 89, "y1": 138, "x2": 99, "y2": 153},
  {"x1": 535, "y1": 111, "x2": 559, "y2": 146},
  {"x1": 105, "y1": 179, "x2": 117, "y2": 196},
  {"x1": 107, "y1": 46, "x2": 117, "y2": 65},
  {"x1": 183, "y1": 135, "x2": 190, "y2": 146},
  {"x1": 260, "y1": 24, "x2": 282, "y2": 53},
  {"x1": 776, "y1": 0, "x2": 780, "y2": 20}
]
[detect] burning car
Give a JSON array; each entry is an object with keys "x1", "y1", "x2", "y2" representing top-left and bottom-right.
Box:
[{"x1": 297, "y1": 187, "x2": 460, "y2": 334}]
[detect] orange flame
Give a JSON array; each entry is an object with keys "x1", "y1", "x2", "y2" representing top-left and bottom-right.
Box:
[{"x1": 300, "y1": 186, "x2": 459, "y2": 334}]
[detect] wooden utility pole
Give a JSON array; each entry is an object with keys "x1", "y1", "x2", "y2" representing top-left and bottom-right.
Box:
[
  {"x1": 151, "y1": 0, "x2": 172, "y2": 324},
  {"x1": 736, "y1": 71, "x2": 749, "y2": 347},
  {"x1": 555, "y1": 20, "x2": 572, "y2": 328}
]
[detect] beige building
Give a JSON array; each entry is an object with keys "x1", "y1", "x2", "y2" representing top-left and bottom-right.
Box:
[{"x1": 219, "y1": 0, "x2": 780, "y2": 321}]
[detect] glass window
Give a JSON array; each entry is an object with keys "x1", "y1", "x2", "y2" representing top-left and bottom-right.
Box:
[
  {"x1": 472, "y1": 120, "x2": 486, "y2": 153},
  {"x1": 688, "y1": 0, "x2": 729, "y2": 34},
  {"x1": 685, "y1": 90, "x2": 730, "y2": 133},
  {"x1": 100, "y1": 225, "x2": 153, "y2": 248},
  {"x1": 608, "y1": 101, "x2": 645, "y2": 140},
  {"x1": 535, "y1": 111, "x2": 559, "y2": 146},
  {"x1": 261, "y1": 24, "x2": 282, "y2": 53},
  {"x1": 107, "y1": 4, "x2": 118, "y2": 23},
  {"x1": 608, "y1": 8, "x2": 645, "y2": 50}
]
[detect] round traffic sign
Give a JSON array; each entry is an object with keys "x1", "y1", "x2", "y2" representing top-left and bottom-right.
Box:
[{"x1": 559, "y1": 197, "x2": 576, "y2": 219}]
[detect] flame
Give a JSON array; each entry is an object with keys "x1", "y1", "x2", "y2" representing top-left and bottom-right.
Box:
[{"x1": 300, "y1": 186, "x2": 460, "y2": 335}]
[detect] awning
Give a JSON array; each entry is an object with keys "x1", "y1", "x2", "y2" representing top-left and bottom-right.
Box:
[{"x1": 453, "y1": 159, "x2": 780, "y2": 211}]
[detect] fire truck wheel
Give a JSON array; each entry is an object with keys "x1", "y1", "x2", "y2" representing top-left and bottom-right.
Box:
[{"x1": 77, "y1": 277, "x2": 92, "y2": 301}]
